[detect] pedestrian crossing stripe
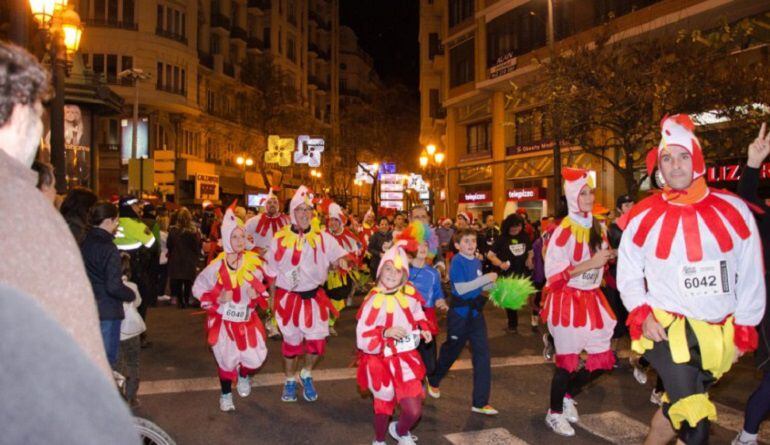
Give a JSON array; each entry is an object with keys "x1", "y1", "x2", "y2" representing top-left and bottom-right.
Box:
[
  {"x1": 444, "y1": 428, "x2": 530, "y2": 445},
  {"x1": 576, "y1": 411, "x2": 649, "y2": 445}
]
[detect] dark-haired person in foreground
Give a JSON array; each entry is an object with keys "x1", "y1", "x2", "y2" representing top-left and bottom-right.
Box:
[{"x1": 0, "y1": 42, "x2": 113, "y2": 377}]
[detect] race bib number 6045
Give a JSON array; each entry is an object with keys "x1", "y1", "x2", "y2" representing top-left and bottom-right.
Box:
[{"x1": 678, "y1": 260, "x2": 730, "y2": 298}]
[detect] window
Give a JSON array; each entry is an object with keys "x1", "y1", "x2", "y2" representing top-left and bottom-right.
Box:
[
  {"x1": 486, "y1": 5, "x2": 546, "y2": 65},
  {"x1": 94, "y1": 0, "x2": 105, "y2": 18},
  {"x1": 448, "y1": 0, "x2": 473, "y2": 28},
  {"x1": 278, "y1": 28, "x2": 282, "y2": 53},
  {"x1": 595, "y1": 0, "x2": 661, "y2": 24},
  {"x1": 154, "y1": 123, "x2": 168, "y2": 150},
  {"x1": 449, "y1": 39, "x2": 474, "y2": 87},
  {"x1": 181, "y1": 13, "x2": 186, "y2": 37},
  {"x1": 174, "y1": 9, "x2": 180, "y2": 34},
  {"x1": 231, "y1": 1, "x2": 239, "y2": 21},
  {"x1": 287, "y1": 0, "x2": 296, "y2": 25},
  {"x1": 287, "y1": 34, "x2": 296, "y2": 62},
  {"x1": 229, "y1": 44, "x2": 238, "y2": 63},
  {"x1": 156, "y1": 62, "x2": 163, "y2": 88},
  {"x1": 513, "y1": 108, "x2": 551, "y2": 146},
  {"x1": 107, "y1": 0, "x2": 118, "y2": 21},
  {"x1": 165, "y1": 64, "x2": 172, "y2": 89},
  {"x1": 156, "y1": 5, "x2": 163, "y2": 29},
  {"x1": 211, "y1": 34, "x2": 221, "y2": 54},
  {"x1": 429, "y1": 89, "x2": 445, "y2": 119},
  {"x1": 466, "y1": 121, "x2": 491, "y2": 155},
  {"x1": 121, "y1": 56, "x2": 133, "y2": 84},
  {"x1": 123, "y1": 0, "x2": 134, "y2": 24},
  {"x1": 428, "y1": 33, "x2": 443, "y2": 60},
  {"x1": 92, "y1": 53, "x2": 105, "y2": 76}
]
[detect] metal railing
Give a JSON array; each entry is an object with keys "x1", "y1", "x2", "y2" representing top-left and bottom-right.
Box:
[
  {"x1": 85, "y1": 18, "x2": 138, "y2": 30},
  {"x1": 210, "y1": 12, "x2": 231, "y2": 30},
  {"x1": 155, "y1": 27, "x2": 188, "y2": 44}
]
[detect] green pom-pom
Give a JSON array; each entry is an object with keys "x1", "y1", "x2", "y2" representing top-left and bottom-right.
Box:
[{"x1": 489, "y1": 275, "x2": 537, "y2": 310}]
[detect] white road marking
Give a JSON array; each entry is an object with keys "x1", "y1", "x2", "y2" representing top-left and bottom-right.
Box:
[
  {"x1": 714, "y1": 402, "x2": 770, "y2": 443},
  {"x1": 444, "y1": 428, "x2": 530, "y2": 445},
  {"x1": 576, "y1": 411, "x2": 649, "y2": 444},
  {"x1": 139, "y1": 354, "x2": 548, "y2": 396}
]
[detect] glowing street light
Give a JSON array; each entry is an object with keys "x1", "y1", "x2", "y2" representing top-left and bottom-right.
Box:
[
  {"x1": 426, "y1": 144, "x2": 436, "y2": 156},
  {"x1": 419, "y1": 153, "x2": 429, "y2": 168},
  {"x1": 434, "y1": 152, "x2": 445, "y2": 165}
]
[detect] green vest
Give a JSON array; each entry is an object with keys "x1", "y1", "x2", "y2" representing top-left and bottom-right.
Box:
[{"x1": 114, "y1": 217, "x2": 156, "y2": 251}]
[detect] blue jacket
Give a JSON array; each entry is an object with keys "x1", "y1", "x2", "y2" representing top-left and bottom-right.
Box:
[
  {"x1": 81, "y1": 228, "x2": 136, "y2": 320},
  {"x1": 450, "y1": 254, "x2": 484, "y2": 318},
  {"x1": 409, "y1": 264, "x2": 444, "y2": 308}
]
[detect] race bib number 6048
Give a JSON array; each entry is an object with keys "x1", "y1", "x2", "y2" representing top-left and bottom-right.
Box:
[{"x1": 678, "y1": 260, "x2": 730, "y2": 298}]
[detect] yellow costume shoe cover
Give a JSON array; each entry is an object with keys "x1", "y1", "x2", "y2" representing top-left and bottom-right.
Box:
[{"x1": 668, "y1": 393, "x2": 717, "y2": 429}]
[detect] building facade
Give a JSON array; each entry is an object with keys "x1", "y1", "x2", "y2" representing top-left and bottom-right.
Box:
[
  {"x1": 48, "y1": 0, "x2": 375, "y2": 205},
  {"x1": 419, "y1": 0, "x2": 770, "y2": 223}
]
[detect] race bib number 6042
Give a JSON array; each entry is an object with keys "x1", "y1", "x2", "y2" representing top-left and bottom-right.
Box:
[{"x1": 678, "y1": 260, "x2": 730, "y2": 298}]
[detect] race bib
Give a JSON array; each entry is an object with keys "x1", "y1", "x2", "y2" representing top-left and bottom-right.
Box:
[
  {"x1": 678, "y1": 260, "x2": 730, "y2": 298},
  {"x1": 509, "y1": 243, "x2": 526, "y2": 256},
  {"x1": 222, "y1": 302, "x2": 250, "y2": 322},
  {"x1": 384, "y1": 330, "x2": 421, "y2": 357},
  {"x1": 573, "y1": 268, "x2": 600, "y2": 287}
]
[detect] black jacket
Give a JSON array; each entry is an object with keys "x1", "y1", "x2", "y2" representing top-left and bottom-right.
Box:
[
  {"x1": 167, "y1": 226, "x2": 201, "y2": 280},
  {"x1": 80, "y1": 227, "x2": 135, "y2": 320},
  {"x1": 737, "y1": 165, "x2": 770, "y2": 371}
]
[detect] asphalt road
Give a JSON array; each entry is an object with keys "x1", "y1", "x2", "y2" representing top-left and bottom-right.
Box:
[{"x1": 132, "y1": 297, "x2": 769, "y2": 445}]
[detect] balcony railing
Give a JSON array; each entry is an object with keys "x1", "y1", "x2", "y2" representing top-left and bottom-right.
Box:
[
  {"x1": 231, "y1": 26, "x2": 248, "y2": 41},
  {"x1": 210, "y1": 12, "x2": 231, "y2": 31},
  {"x1": 85, "y1": 18, "x2": 138, "y2": 30},
  {"x1": 308, "y1": 10, "x2": 330, "y2": 30},
  {"x1": 198, "y1": 51, "x2": 214, "y2": 69},
  {"x1": 155, "y1": 27, "x2": 188, "y2": 44},
  {"x1": 156, "y1": 84, "x2": 187, "y2": 97}
]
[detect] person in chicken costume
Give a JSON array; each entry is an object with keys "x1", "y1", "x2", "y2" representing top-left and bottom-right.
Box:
[
  {"x1": 244, "y1": 189, "x2": 290, "y2": 256},
  {"x1": 617, "y1": 114, "x2": 766, "y2": 445},
  {"x1": 542, "y1": 167, "x2": 617, "y2": 437},
  {"x1": 264, "y1": 186, "x2": 349, "y2": 403},
  {"x1": 192, "y1": 204, "x2": 269, "y2": 412},
  {"x1": 356, "y1": 238, "x2": 432, "y2": 445},
  {"x1": 324, "y1": 202, "x2": 364, "y2": 335}
]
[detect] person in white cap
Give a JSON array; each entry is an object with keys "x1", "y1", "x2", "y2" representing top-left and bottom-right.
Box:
[
  {"x1": 324, "y1": 202, "x2": 364, "y2": 335},
  {"x1": 542, "y1": 167, "x2": 617, "y2": 437},
  {"x1": 192, "y1": 204, "x2": 270, "y2": 412},
  {"x1": 357, "y1": 240, "x2": 432, "y2": 445},
  {"x1": 618, "y1": 114, "x2": 765, "y2": 445},
  {"x1": 264, "y1": 186, "x2": 349, "y2": 403},
  {"x1": 244, "y1": 189, "x2": 290, "y2": 256}
]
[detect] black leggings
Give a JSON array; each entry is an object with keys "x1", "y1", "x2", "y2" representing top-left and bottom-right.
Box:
[
  {"x1": 170, "y1": 279, "x2": 193, "y2": 308},
  {"x1": 549, "y1": 367, "x2": 604, "y2": 412},
  {"x1": 743, "y1": 370, "x2": 770, "y2": 435}
]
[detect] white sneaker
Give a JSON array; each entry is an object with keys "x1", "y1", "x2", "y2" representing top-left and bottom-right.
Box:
[
  {"x1": 237, "y1": 375, "x2": 251, "y2": 397},
  {"x1": 650, "y1": 389, "x2": 663, "y2": 406},
  {"x1": 633, "y1": 366, "x2": 648, "y2": 385},
  {"x1": 157, "y1": 295, "x2": 171, "y2": 302},
  {"x1": 329, "y1": 326, "x2": 338, "y2": 336},
  {"x1": 346, "y1": 296, "x2": 354, "y2": 307},
  {"x1": 388, "y1": 421, "x2": 418, "y2": 445},
  {"x1": 545, "y1": 411, "x2": 575, "y2": 437},
  {"x1": 219, "y1": 393, "x2": 235, "y2": 412},
  {"x1": 732, "y1": 431, "x2": 759, "y2": 445},
  {"x1": 562, "y1": 397, "x2": 579, "y2": 423},
  {"x1": 372, "y1": 441, "x2": 386, "y2": 445}
]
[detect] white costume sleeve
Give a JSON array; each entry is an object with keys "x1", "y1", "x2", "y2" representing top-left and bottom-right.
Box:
[
  {"x1": 616, "y1": 215, "x2": 649, "y2": 312},
  {"x1": 544, "y1": 225, "x2": 571, "y2": 281},
  {"x1": 734, "y1": 205, "x2": 766, "y2": 326},
  {"x1": 262, "y1": 237, "x2": 279, "y2": 279},
  {"x1": 192, "y1": 260, "x2": 220, "y2": 301},
  {"x1": 324, "y1": 232, "x2": 348, "y2": 264}
]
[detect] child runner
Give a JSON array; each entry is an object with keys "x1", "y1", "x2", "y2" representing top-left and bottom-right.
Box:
[
  {"x1": 193, "y1": 205, "x2": 270, "y2": 412},
  {"x1": 427, "y1": 228, "x2": 499, "y2": 415},
  {"x1": 357, "y1": 241, "x2": 432, "y2": 445},
  {"x1": 324, "y1": 202, "x2": 364, "y2": 335}
]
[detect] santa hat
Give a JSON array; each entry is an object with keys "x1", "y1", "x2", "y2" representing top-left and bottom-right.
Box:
[
  {"x1": 221, "y1": 202, "x2": 245, "y2": 253},
  {"x1": 377, "y1": 243, "x2": 411, "y2": 289},
  {"x1": 327, "y1": 202, "x2": 347, "y2": 225},
  {"x1": 456, "y1": 211, "x2": 473, "y2": 224},
  {"x1": 646, "y1": 114, "x2": 705, "y2": 178},
  {"x1": 562, "y1": 167, "x2": 595, "y2": 215},
  {"x1": 289, "y1": 185, "x2": 313, "y2": 225}
]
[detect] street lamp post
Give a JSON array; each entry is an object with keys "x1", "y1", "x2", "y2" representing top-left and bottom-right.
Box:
[
  {"x1": 236, "y1": 155, "x2": 254, "y2": 203},
  {"x1": 419, "y1": 145, "x2": 446, "y2": 221},
  {"x1": 29, "y1": 0, "x2": 84, "y2": 193}
]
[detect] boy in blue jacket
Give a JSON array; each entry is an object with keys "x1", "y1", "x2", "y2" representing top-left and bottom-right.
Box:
[{"x1": 427, "y1": 228, "x2": 498, "y2": 415}]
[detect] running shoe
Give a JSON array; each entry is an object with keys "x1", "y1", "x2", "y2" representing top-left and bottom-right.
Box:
[
  {"x1": 650, "y1": 389, "x2": 663, "y2": 406},
  {"x1": 563, "y1": 397, "x2": 579, "y2": 423},
  {"x1": 732, "y1": 432, "x2": 758, "y2": 445},
  {"x1": 281, "y1": 380, "x2": 298, "y2": 402},
  {"x1": 545, "y1": 411, "x2": 575, "y2": 436},
  {"x1": 300, "y1": 374, "x2": 318, "y2": 401},
  {"x1": 633, "y1": 366, "x2": 648, "y2": 385},
  {"x1": 542, "y1": 333, "x2": 554, "y2": 361},
  {"x1": 236, "y1": 374, "x2": 251, "y2": 397},
  {"x1": 471, "y1": 405, "x2": 499, "y2": 415},
  {"x1": 427, "y1": 384, "x2": 441, "y2": 399},
  {"x1": 388, "y1": 421, "x2": 418, "y2": 445},
  {"x1": 329, "y1": 326, "x2": 338, "y2": 336},
  {"x1": 219, "y1": 393, "x2": 235, "y2": 412}
]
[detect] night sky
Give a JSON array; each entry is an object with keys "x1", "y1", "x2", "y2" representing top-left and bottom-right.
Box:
[{"x1": 340, "y1": 0, "x2": 419, "y2": 92}]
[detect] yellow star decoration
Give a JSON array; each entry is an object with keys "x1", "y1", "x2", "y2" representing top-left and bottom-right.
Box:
[
  {"x1": 275, "y1": 217, "x2": 324, "y2": 252},
  {"x1": 214, "y1": 251, "x2": 264, "y2": 287},
  {"x1": 370, "y1": 285, "x2": 416, "y2": 314},
  {"x1": 560, "y1": 217, "x2": 591, "y2": 244}
]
